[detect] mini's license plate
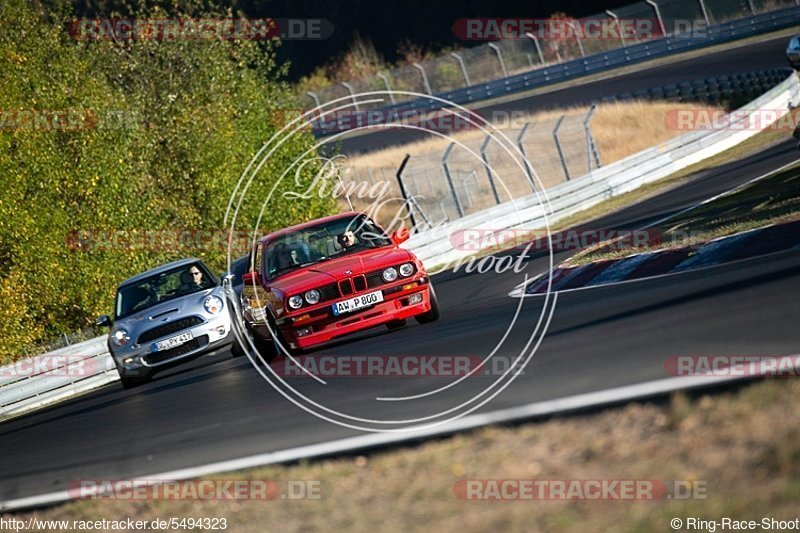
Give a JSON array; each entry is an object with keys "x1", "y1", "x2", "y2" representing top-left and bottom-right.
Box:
[
  {"x1": 153, "y1": 332, "x2": 193, "y2": 351},
  {"x1": 332, "y1": 290, "x2": 384, "y2": 316}
]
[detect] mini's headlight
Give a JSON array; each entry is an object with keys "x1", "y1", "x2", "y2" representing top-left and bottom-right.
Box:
[
  {"x1": 382, "y1": 267, "x2": 398, "y2": 282},
  {"x1": 288, "y1": 295, "x2": 304, "y2": 309},
  {"x1": 399, "y1": 262, "x2": 415, "y2": 277},
  {"x1": 112, "y1": 329, "x2": 130, "y2": 347},
  {"x1": 204, "y1": 295, "x2": 223, "y2": 314},
  {"x1": 304, "y1": 289, "x2": 320, "y2": 305}
]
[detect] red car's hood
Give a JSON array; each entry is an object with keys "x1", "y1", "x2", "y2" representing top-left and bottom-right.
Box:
[{"x1": 269, "y1": 247, "x2": 414, "y2": 294}]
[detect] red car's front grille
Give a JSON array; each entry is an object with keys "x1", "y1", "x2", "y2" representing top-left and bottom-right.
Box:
[{"x1": 337, "y1": 275, "x2": 367, "y2": 296}]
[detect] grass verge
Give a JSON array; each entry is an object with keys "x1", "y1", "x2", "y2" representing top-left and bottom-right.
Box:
[{"x1": 10, "y1": 378, "x2": 800, "y2": 531}]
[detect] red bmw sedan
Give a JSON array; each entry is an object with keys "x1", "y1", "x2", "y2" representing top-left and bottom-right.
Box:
[{"x1": 239, "y1": 212, "x2": 439, "y2": 355}]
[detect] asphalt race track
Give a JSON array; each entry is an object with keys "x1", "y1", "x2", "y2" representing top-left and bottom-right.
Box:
[
  {"x1": 2, "y1": 135, "x2": 798, "y2": 506},
  {"x1": 1, "y1": 34, "x2": 799, "y2": 507},
  {"x1": 335, "y1": 35, "x2": 790, "y2": 155}
]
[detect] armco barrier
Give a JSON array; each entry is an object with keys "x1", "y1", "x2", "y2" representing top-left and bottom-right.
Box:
[
  {"x1": 312, "y1": 5, "x2": 800, "y2": 123},
  {"x1": 0, "y1": 337, "x2": 117, "y2": 420},
  {"x1": 1, "y1": 74, "x2": 798, "y2": 422},
  {"x1": 403, "y1": 70, "x2": 800, "y2": 268}
]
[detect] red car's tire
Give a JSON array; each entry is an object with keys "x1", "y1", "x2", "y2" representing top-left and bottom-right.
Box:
[{"x1": 415, "y1": 284, "x2": 440, "y2": 324}]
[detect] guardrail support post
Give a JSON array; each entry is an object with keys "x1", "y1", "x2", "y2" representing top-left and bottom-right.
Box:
[
  {"x1": 376, "y1": 73, "x2": 396, "y2": 105},
  {"x1": 480, "y1": 134, "x2": 502, "y2": 204},
  {"x1": 450, "y1": 52, "x2": 472, "y2": 87},
  {"x1": 552, "y1": 115, "x2": 572, "y2": 181},
  {"x1": 525, "y1": 32, "x2": 547, "y2": 67},
  {"x1": 516, "y1": 123, "x2": 538, "y2": 192},
  {"x1": 583, "y1": 104, "x2": 602, "y2": 171},
  {"x1": 441, "y1": 142, "x2": 465, "y2": 218},
  {"x1": 605, "y1": 10, "x2": 627, "y2": 47},
  {"x1": 396, "y1": 154, "x2": 417, "y2": 231},
  {"x1": 487, "y1": 43, "x2": 509, "y2": 78},
  {"x1": 341, "y1": 82, "x2": 360, "y2": 112},
  {"x1": 646, "y1": 0, "x2": 667, "y2": 37},
  {"x1": 412, "y1": 63, "x2": 433, "y2": 96}
]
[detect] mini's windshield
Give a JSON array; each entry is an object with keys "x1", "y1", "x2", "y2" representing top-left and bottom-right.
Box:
[
  {"x1": 265, "y1": 215, "x2": 392, "y2": 279},
  {"x1": 115, "y1": 262, "x2": 216, "y2": 319}
]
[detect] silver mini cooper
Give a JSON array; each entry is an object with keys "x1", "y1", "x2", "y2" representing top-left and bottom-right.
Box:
[{"x1": 97, "y1": 258, "x2": 235, "y2": 388}]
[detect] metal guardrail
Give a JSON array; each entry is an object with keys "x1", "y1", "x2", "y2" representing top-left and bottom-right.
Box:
[
  {"x1": 0, "y1": 337, "x2": 117, "y2": 420},
  {"x1": 309, "y1": 5, "x2": 800, "y2": 121},
  {"x1": 403, "y1": 70, "x2": 800, "y2": 267}
]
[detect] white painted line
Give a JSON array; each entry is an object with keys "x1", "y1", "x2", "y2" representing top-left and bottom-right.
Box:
[{"x1": 3, "y1": 357, "x2": 795, "y2": 512}]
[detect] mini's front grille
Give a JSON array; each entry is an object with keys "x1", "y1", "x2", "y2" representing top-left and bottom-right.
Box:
[
  {"x1": 138, "y1": 316, "x2": 204, "y2": 344},
  {"x1": 143, "y1": 335, "x2": 209, "y2": 365}
]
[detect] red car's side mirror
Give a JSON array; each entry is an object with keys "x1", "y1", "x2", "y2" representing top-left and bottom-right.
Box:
[
  {"x1": 391, "y1": 228, "x2": 410, "y2": 246},
  {"x1": 242, "y1": 271, "x2": 262, "y2": 286}
]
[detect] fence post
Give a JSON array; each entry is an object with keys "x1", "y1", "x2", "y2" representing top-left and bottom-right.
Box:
[
  {"x1": 396, "y1": 154, "x2": 417, "y2": 231},
  {"x1": 450, "y1": 52, "x2": 472, "y2": 86},
  {"x1": 583, "y1": 104, "x2": 602, "y2": 171},
  {"x1": 605, "y1": 10, "x2": 627, "y2": 47},
  {"x1": 441, "y1": 143, "x2": 465, "y2": 218},
  {"x1": 479, "y1": 135, "x2": 502, "y2": 204},
  {"x1": 552, "y1": 115, "x2": 571, "y2": 181},
  {"x1": 487, "y1": 43, "x2": 509, "y2": 78},
  {"x1": 697, "y1": 0, "x2": 711, "y2": 25},
  {"x1": 376, "y1": 73, "x2": 396, "y2": 105},
  {"x1": 525, "y1": 32, "x2": 546, "y2": 66},
  {"x1": 306, "y1": 91, "x2": 321, "y2": 108},
  {"x1": 516, "y1": 123, "x2": 538, "y2": 193},
  {"x1": 412, "y1": 63, "x2": 433, "y2": 95},
  {"x1": 341, "y1": 82, "x2": 360, "y2": 112},
  {"x1": 646, "y1": 0, "x2": 667, "y2": 37},
  {"x1": 566, "y1": 20, "x2": 586, "y2": 58}
]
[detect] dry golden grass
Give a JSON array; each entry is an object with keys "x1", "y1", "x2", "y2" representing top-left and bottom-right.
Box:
[
  {"x1": 13, "y1": 378, "x2": 800, "y2": 531},
  {"x1": 343, "y1": 100, "x2": 723, "y2": 173}
]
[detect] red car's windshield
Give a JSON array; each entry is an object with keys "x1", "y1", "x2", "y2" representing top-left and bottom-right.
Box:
[{"x1": 265, "y1": 215, "x2": 392, "y2": 279}]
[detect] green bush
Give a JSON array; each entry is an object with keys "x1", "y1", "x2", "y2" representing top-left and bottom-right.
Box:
[{"x1": 0, "y1": 0, "x2": 335, "y2": 361}]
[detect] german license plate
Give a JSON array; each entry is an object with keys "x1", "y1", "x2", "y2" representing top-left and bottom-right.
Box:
[
  {"x1": 153, "y1": 332, "x2": 193, "y2": 351},
  {"x1": 332, "y1": 290, "x2": 384, "y2": 316}
]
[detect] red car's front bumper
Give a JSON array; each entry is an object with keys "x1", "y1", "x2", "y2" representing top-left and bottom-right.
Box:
[{"x1": 278, "y1": 280, "x2": 432, "y2": 350}]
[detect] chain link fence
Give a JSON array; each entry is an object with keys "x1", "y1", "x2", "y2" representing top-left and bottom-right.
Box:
[
  {"x1": 340, "y1": 106, "x2": 602, "y2": 229},
  {"x1": 302, "y1": 0, "x2": 797, "y2": 110}
]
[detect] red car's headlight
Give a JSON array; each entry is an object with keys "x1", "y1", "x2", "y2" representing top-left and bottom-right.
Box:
[{"x1": 288, "y1": 295, "x2": 304, "y2": 309}]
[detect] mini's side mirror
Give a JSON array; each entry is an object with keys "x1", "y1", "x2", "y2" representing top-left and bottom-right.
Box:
[
  {"x1": 391, "y1": 228, "x2": 410, "y2": 246},
  {"x1": 242, "y1": 271, "x2": 262, "y2": 286},
  {"x1": 96, "y1": 315, "x2": 112, "y2": 328}
]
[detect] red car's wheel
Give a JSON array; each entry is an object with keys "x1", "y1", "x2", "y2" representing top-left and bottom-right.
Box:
[{"x1": 415, "y1": 284, "x2": 440, "y2": 324}]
